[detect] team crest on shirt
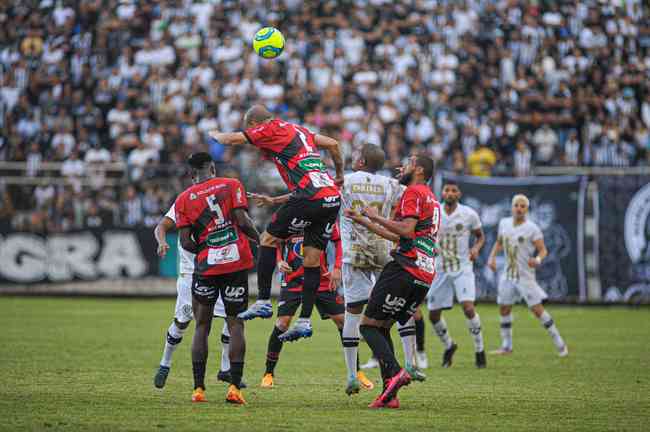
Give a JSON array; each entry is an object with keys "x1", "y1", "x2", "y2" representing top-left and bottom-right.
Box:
[
  {"x1": 190, "y1": 193, "x2": 197, "y2": 200},
  {"x1": 518, "y1": 236, "x2": 524, "y2": 243},
  {"x1": 456, "y1": 223, "x2": 463, "y2": 231},
  {"x1": 292, "y1": 238, "x2": 304, "y2": 257}
]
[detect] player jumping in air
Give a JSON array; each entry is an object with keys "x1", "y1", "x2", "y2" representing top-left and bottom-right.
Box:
[
  {"x1": 210, "y1": 105, "x2": 344, "y2": 342},
  {"x1": 175, "y1": 153, "x2": 260, "y2": 404},
  {"x1": 487, "y1": 194, "x2": 568, "y2": 357},
  {"x1": 426, "y1": 180, "x2": 487, "y2": 368},
  {"x1": 346, "y1": 155, "x2": 440, "y2": 409},
  {"x1": 340, "y1": 145, "x2": 425, "y2": 395},
  {"x1": 153, "y1": 200, "x2": 245, "y2": 389}
]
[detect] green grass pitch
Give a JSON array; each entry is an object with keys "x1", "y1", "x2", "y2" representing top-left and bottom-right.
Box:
[{"x1": 1, "y1": 297, "x2": 649, "y2": 431}]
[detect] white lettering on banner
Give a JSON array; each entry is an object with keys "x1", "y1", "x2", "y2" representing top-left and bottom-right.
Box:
[{"x1": 0, "y1": 231, "x2": 148, "y2": 282}]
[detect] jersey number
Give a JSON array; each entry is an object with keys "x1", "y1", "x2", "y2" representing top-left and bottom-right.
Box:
[{"x1": 206, "y1": 195, "x2": 225, "y2": 225}]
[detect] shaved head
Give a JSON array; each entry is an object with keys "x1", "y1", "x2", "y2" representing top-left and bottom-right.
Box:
[
  {"x1": 360, "y1": 144, "x2": 385, "y2": 172},
  {"x1": 244, "y1": 105, "x2": 273, "y2": 128}
]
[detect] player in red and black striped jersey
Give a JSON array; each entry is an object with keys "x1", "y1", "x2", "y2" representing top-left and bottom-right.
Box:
[
  {"x1": 345, "y1": 155, "x2": 440, "y2": 409},
  {"x1": 209, "y1": 105, "x2": 345, "y2": 343},
  {"x1": 175, "y1": 152, "x2": 260, "y2": 405}
]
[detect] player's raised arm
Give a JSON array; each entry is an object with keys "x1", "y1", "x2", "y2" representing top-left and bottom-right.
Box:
[
  {"x1": 208, "y1": 131, "x2": 248, "y2": 146},
  {"x1": 232, "y1": 208, "x2": 260, "y2": 244},
  {"x1": 154, "y1": 216, "x2": 175, "y2": 257},
  {"x1": 314, "y1": 134, "x2": 344, "y2": 185}
]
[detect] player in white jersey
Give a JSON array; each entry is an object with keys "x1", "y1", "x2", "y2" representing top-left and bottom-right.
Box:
[
  {"x1": 153, "y1": 204, "x2": 240, "y2": 388},
  {"x1": 487, "y1": 194, "x2": 568, "y2": 357},
  {"x1": 426, "y1": 180, "x2": 486, "y2": 368},
  {"x1": 340, "y1": 145, "x2": 425, "y2": 395}
]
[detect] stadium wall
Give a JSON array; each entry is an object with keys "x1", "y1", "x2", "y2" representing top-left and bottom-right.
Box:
[{"x1": 2, "y1": 174, "x2": 650, "y2": 304}]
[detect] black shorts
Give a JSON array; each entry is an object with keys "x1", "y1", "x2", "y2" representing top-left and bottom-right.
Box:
[
  {"x1": 364, "y1": 261, "x2": 429, "y2": 325},
  {"x1": 278, "y1": 289, "x2": 345, "y2": 320},
  {"x1": 191, "y1": 270, "x2": 248, "y2": 316},
  {"x1": 267, "y1": 195, "x2": 341, "y2": 250}
]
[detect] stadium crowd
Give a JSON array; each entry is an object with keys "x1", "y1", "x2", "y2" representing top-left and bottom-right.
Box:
[{"x1": 1, "y1": 0, "x2": 650, "y2": 233}]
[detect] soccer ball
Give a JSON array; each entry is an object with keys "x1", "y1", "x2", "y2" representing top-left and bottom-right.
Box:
[{"x1": 253, "y1": 27, "x2": 285, "y2": 59}]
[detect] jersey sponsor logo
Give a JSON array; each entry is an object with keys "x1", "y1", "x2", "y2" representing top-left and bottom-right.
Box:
[
  {"x1": 414, "y1": 237, "x2": 436, "y2": 256},
  {"x1": 292, "y1": 238, "x2": 304, "y2": 257},
  {"x1": 351, "y1": 184, "x2": 385, "y2": 195},
  {"x1": 206, "y1": 227, "x2": 238, "y2": 248},
  {"x1": 322, "y1": 195, "x2": 340, "y2": 208},
  {"x1": 207, "y1": 244, "x2": 240, "y2": 265},
  {"x1": 324, "y1": 223, "x2": 334, "y2": 239},
  {"x1": 298, "y1": 158, "x2": 326, "y2": 172}
]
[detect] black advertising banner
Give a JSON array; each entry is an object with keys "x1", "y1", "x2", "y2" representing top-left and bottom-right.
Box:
[
  {"x1": 597, "y1": 176, "x2": 650, "y2": 303},
  {"x1": 0, "y1": 228, "x2": 159, "y2": 285},
  {"x1": 435, "y1": 173, "x2": 587, "y2": 301}
]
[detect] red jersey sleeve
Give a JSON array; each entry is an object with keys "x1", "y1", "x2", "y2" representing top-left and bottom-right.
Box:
[
  {"x1": 243, "y1": 120, "x2": 293, "y2": 152},
  {"x1": 399, "y1": 187, "x2": 421, "y2": 219},
  {"x1": 229, "y1": 179, "x2": 248, "y2": 209},
  {"x1": 174, "y1": 193, "x2": 192, "y2": 229}
]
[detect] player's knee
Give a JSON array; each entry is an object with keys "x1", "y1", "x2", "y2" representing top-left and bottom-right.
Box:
[
  {"x1": 462, "y1": 303, "x2": 476, "y2": 318},
  {"x1": 174, "y1": 318, "x2": 191, "y2": 330},
  {"x1": 332, "y1": 314, "x2": 345, "y2": 329},
  {"x1": 429, "y1": 310, "x2": 441, "y2": 323}
]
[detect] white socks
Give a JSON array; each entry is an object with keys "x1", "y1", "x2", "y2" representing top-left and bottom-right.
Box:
[
  {"x1": 466, "y1": 314, "x2": 484, "y2": 353},
  {"x1": 220, "y1": 322, "x2": 230, "y2": 372},
  {"x1": 397, "y1": 317, "x2": 416, "y2": 367},
  {"x1": 342, "y1": 311, "x2": 361, "y2": 380},
  {"x1": 160, "y1": 321, "x2": 187, "y2": 368},
  {"x1": 500, "y1": 314, "x2": 513, "y2": 350},
  {"x1": 433, "y1": 318, "x2": 454, "y2": 350},
  {"x1": 538, "y1": 311, "x2": 565, "y2": 351}
]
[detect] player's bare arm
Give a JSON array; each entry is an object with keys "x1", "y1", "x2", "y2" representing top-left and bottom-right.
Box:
[
  {"x1": 362, "y1": 206, "x2": 418, "y2": 239},
  {"x1": 233, "y1": 208, "x2": 260, "y2": 244},
  {"x1": 487, "y1": 236, "x2": 503, "y2": 272},
  {"x1": 247, "y1": 192, "x2": 291, "y2": 207},
  {"x1": 208, "y1": 131, "x2": 248, "y2": 146},
  {"x1": 469, "y1": 227, "x2": 485, "y2": 261},
  {"x1": 528, "y1": 238, "x2": 548, "y2": 268},
  {"x1": 154, "y1": 216, "x2": 175, "y2": 257},
  {"x1": 314, "y1": 134, "x2": 344, "y2": 185},
  {"x1": 344, "y1": 209, "x2": 400, "y2": 243},
  {"x1": 179, "y1": 226, "x2": 198, "y2": 254}
]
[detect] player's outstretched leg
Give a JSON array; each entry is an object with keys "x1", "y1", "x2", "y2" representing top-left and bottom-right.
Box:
[
  {"x1": 361, "y1": 323, "x2": 410, "y2": 408},
  {"x1": 414, "y1": 313, "x2": 428, "y2": 368},
  {"x1": 398, "y1": 317, "x2": 426, "y2": 381},
  {"x1": 225, "y1": 317, "x2": 246, "y2": 404},
  {"x1": 491, "y1": 306, "x2": 513, "y2": 355},
  {"x1": 531, "y1": 304, "x2": 568, "y2": 357},
  {"x1": 155, "y1": 319, "x2": 190, "y2": 388},
  {"x1": 462, "y1": 302, "x2": 486, "y2": 368},
  {"x1": 429, "y1": 310, "x2": 458, "y2": 367}
]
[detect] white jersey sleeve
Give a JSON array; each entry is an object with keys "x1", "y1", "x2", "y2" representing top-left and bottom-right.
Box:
[{"x1": 165, "y1": 204, "x2": 195, "y2": 275}]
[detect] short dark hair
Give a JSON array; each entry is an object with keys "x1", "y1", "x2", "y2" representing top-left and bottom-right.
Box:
[
  {"x1": 361, "y1": 144, "x2": 385, "y2": 172},
  {"x1": 443, "y1": 179, "x2": 459, "y2": 188},
  {"x1": 415, "y1": 155, "x2": 434, "y2": 182},
  {"x1": 187, "y1": 152, "x2": 213, "y2": 170}
]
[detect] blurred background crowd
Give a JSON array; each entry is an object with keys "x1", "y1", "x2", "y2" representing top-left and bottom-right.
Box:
[{"x1": 1, "y1": 0, "x2": 649, "y2": 233}]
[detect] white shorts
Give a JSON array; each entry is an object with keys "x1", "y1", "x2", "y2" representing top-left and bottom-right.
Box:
[
  {"x1": 342, "y1": 264, "x2": 379, "y2": 307},
  {"x1": 427, "y1": 267, "x2": 476, "y2": 310},
  {"x1": 497, "y1": 277, "x2": 548, "y2": 307},
  {"x1": 175, "y1": 274, "x2": 226, "y2": 322}
]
